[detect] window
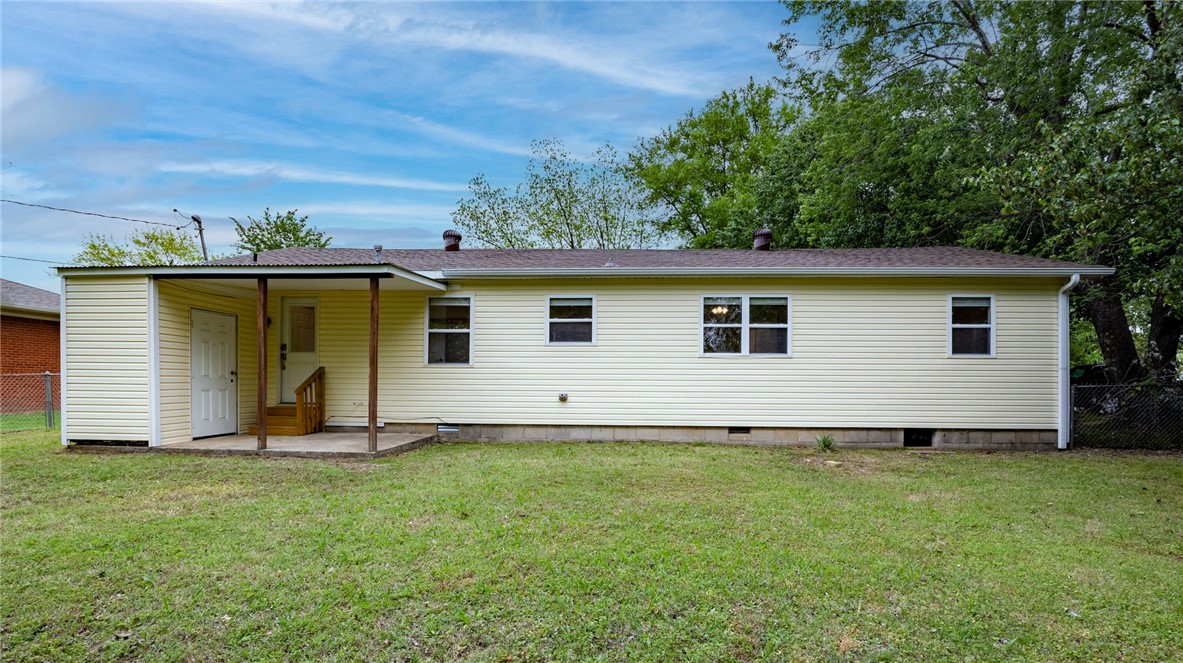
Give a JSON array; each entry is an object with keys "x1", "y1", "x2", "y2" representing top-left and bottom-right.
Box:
[
  {"x1": 949, "y1": 295, "x2": 994, "y2": 356},
  {"x1": 288, "y1": 305, "x2": 316, "y2": 352},
  {"x1": 548, "y1": 296, "x2": 595, "y2": 344},
  {"x1": 703, "y1": 295, "x2": 791, "y2": 355},
  {"x1": 427, "y1": 297, "x2": 471, "y2": 364}
]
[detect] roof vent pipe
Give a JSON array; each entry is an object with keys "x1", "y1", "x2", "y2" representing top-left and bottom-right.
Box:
[
  {"x1": 443, "y1": 229, "x2": 462, "y2": 251},
  {"x1": 753, "y1": 228, "x2": 773, "y2": 251},
  {"x1": 374, "y1": 244, "x2": 383, "y2": 261},
  {"x1": 252, "y1": 252, "x2": 258, "y2": 262}
]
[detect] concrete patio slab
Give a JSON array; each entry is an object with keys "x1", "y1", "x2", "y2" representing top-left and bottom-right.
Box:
[{"x1": 154, "y1": 432, "x2": 435, "y2": 458}]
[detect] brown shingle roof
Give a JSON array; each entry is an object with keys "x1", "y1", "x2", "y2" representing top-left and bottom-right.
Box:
[
  {"x1": 0, "y1": 279, "x2": 60, "y2": 315},
  {"x1": 205, "y1": 246, "x2": 1107, "y2": 274}
]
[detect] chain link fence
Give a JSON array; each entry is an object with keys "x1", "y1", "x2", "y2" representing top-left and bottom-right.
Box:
[
  {"x1": 1073, "y1": 383, "x2": 1183, "y2": 449},
  {"x1": 0, "y1": 372, "x2": 60, "y2": 432}
]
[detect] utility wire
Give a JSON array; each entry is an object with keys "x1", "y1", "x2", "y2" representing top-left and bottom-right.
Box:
[
  {"x1": 0, "y1": 254, "x2": 80, "y2": 265},
  {"x1": 1, "y1": 199, "x2": 191, "y2": 229}
]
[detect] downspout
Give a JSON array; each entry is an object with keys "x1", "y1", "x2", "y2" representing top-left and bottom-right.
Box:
[{"x1": 1058, "y1": 274, "x2": 1081, "y2": 450}]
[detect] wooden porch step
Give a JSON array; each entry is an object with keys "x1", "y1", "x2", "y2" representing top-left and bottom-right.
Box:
[
  {"x1": 247, "y1": 426, "x2": 304, "y2": 436},
  {"x1": 249, "y1": 405, "x2": 305, "y2": 436}
]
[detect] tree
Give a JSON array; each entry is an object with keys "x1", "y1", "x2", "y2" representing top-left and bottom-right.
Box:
[
  {"x1": 626, "y1": 79, "x2": 795, "y2": 248},
  {"x1": 452, "y1": 139, "x2": 660, "y2": 249},
  {"x1": 74, "y1": 228, "x2": 203, "y2": 266},
  {"x1": 973, "y1": 110, "x2": 1183, "y2": 382},
  {"x1": 231, "y1": 208, "x2": 331, "y2": 253},
  {"x1": 761, "y1": 0, "x2": 1182, "y2": 383}
]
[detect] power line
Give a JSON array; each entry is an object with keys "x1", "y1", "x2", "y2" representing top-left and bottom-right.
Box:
[
  {"x1": 1, "y1": 199, "x2": 191, "y2": 229},
  {"x1": 0, "y1": 254, "x2": 80, "y2": 265}
]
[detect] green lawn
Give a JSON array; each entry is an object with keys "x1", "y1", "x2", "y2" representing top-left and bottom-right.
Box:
[
  {"x1": 0, "y1": 412, "x2": 57, "y2": 434},
  {"x1": 2, "y1": 431, "x2": 1181, "y2": 661}
]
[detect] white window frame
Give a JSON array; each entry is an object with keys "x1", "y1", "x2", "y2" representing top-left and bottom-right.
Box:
[
  {"x1": 425, "y1": 295, "x2": 473, "y2": 366},
  {"x1": 948, "y1": 294, "x2": 996, "y2": 358},
  {"x1": 700, "y1": 294, "x2": 793, "y2": 356},
  {"x1": 545, "y1": 295, "x2": 597, "y2": 345}
]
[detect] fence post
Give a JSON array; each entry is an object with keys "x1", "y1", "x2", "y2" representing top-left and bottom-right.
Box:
[
  {"x1": 44, "y1": 371, "x2": 54, "y2": 429},
  {"x1": 1069, "y1": 385, "x2": 1075, "y2": 449}
]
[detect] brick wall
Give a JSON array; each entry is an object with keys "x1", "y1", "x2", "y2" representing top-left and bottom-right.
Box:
[
  {"x1": 1, "y1": 315, "x2": 61, "y2": 413},
  {"x1": 0, "y1": 315, "x2": 60, "y2": 373}
]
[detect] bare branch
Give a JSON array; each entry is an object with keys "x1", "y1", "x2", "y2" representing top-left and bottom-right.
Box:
[
  {"x1": 950, "y1": 0, "x2": 995, "y2": 56},
  {"x1": 1102, "y1": 21, "x2": 1150, "y2": 43}
]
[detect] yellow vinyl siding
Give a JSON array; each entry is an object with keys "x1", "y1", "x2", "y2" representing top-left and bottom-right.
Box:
[
  {"x1": 63, "y1": 276, "x2": 151, "y2": 440},
  {"x1": 289, "y1": 276, "x2": 1060, "y2": 430},
  {"x1": 157, "y1": 282, "x2": 258, "y2": 445}
]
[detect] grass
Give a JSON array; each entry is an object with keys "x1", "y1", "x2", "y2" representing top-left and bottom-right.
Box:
[
  {"x1": 2, "y1": 431, "x2": 1181, "y2": 661},
  {"x1": 0, "y1": 412, "x2": 57, "y2": 434}
]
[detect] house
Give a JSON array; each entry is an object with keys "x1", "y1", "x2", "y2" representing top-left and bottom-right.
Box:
[
  {"x1": 1, "y1": 279, "x2": 61, "y2": 414},
  {"x1": 56, "y1": 231, "x2": 1112, "y2": 451}
]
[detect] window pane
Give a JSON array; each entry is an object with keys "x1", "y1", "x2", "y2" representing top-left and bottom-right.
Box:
[
  {"x1": 550, "y1": 298, "x2": 593, "y2": 320},
  {"x1": 429, "y1": 300, "x2": 470, "y2": 330},
  {"x1": 750, "y1": 297, "x2": 788, "y2": 325},
  {"x1": 288, "y1": 305, "x2": 315, "y2": 352},
  {"x1": 549, "y1": 321, "x2": 593, "y2": 343},
  {"x1": 428, "y1": 332, "x2": 470, "y2": 363},
  {"x1": 703, "y1": 297, "x2": 741, "y2": 325},
  {"x1": 952, "y1": 327, "x2": 991, "y2": 355},
  {"x1": 750, "y1": 327, "x2": 788, "y2": 354},
  {"x1": 952, "y1": 298, "x2": 990, "y2": 325},
  {"x1": 704, "y1": 326, "x2": 741, "y2": 353}
]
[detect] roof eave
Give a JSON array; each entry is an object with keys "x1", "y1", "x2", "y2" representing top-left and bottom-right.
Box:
[
  {"x1": 57, "y1": 264, "x2": 448, "y2": 291},
  {"x1": 0, "y1": 305, "x2": 60, "y2": 320},
  {"x1": 438, "y1": 266, "x2": 1115, "y2": 279}
]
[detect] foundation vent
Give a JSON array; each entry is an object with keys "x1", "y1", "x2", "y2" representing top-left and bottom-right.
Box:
[{"x1": 904, "y1": 428, "x2": 935, "y2": 447}]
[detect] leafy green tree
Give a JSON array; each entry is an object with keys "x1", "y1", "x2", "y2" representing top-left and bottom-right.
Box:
[
  {"x1": 231, "y1": 208, "x2": 331, "y2": 253},
  {"x1": 973, "y1": 110, "x2": 1183, "y2": 381},
  {"x1": 760, "y1": 0, "x2": 1182, "y2": 383},
  {"x1": 452, "y1": 139, "x2": 660, "y2": 249},
  {"x1": 626, "y1": 79, "x2": 795, "y2": 248},
  {"x1": 74, "y1": 228, "x2": 203, "y2": 266}
]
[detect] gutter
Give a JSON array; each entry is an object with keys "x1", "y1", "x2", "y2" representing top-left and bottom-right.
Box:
[
  {"x1": 440, "y1": 266, "x2": 1116, "y2": 279},
  {"x1": 56, "y1": 264, "x2": 447, "y2": 291},
  {"x1": 1058, "y1": 274, "x2": 1081, "y2": 450}
]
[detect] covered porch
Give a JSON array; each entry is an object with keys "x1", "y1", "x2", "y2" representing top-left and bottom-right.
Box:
[{"x1": 153, "y1": 259, "x2": 447, "y2": 452}]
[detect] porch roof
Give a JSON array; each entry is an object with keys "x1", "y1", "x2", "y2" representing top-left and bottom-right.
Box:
[{"x1": 56, "y1": 263, "x2": 446, "y2": 291}]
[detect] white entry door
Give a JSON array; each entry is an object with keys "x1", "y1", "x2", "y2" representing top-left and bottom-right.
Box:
[
  {"x1": 280, "y1": 297, "x2": 318, "y2": 403},
  {"x1": 191, "y1": 309, "x2": 238, "y2": 438}
]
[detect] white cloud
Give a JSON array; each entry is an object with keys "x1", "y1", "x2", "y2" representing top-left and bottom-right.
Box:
[
  {"x1": 0, "y1": 170, "x2": 65, "y2": 202},
  {"x1": 157, "y1": 160, "x2": 468, "y2": 192},
  {"x1": 0, "y1": 67, "x2": 132, "y2": 153},
  {"x1": 397, "y1": 22, "x2": 708, "y2": 97},
  {"x1": 296, "y1": 201, "x2": 457, "y2": 219},
  {"x1": 394, "y1": 114, "x2": 533, "y2": 157},
  {"x1": 1, "y1": 67, "x2": 46, "y2": 113},
  {"x1": 129, "y1": 3, "x2": 717, "y2": 97}
]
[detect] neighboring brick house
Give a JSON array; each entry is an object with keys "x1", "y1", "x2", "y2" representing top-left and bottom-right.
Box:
[{"x1": 1, "y1": 279, "x2": 61, "y2": 412}]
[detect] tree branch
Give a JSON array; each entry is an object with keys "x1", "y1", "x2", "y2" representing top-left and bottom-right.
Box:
[
  {"x1": 950, "y1": 0, "x2": 995, "y2": 57},
  {"x1": 1102, "y1": 21, "x2": 1149, "y2": 43}
]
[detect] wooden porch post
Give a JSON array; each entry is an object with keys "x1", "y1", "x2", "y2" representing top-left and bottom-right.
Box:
[
  {"x1": 257, "y1": 278, "x2": 268, "y2": 450},
  {"x1": 368, "y1": 277, "x2": 379, "y2": 453}
]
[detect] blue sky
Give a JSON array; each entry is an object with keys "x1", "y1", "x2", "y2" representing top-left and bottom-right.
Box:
[{"x1": 2, "y1": 1, "x2": 802, "y2": 292}]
